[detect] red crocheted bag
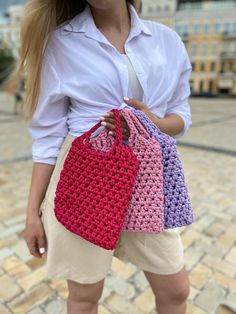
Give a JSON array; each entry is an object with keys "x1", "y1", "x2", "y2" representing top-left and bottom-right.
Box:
[{"x1": 54, "y1": 109, "x2": 139, "y2": 250}]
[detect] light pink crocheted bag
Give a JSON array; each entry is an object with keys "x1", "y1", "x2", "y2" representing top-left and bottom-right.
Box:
[{"x1": 92, "y1": 109, "x2": 165, "y2": 233}]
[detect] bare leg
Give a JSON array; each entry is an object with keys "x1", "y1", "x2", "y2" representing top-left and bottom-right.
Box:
[
  {"x1": 143, "y1": 266, "x2": 190, "y2": 314},
  {"x1": 67, "y1": 278, "x2": 105, "y2": 314}
]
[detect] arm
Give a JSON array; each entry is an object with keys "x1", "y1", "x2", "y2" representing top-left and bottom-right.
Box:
[
  {"x1": 26, "y1": 163, "x2": 55, "y2": 220},
  {"x1": 23, "y1": 47, "x2": 69, "y2": 258}
]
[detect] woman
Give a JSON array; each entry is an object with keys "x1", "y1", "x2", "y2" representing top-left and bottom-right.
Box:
[{"x1": 18, "y1": 0, "x2": 192, "y2": 313}]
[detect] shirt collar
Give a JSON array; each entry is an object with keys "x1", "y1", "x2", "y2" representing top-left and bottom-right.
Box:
[{"x1": 63, "y1": 3, "x2": 152, "y2": 41}]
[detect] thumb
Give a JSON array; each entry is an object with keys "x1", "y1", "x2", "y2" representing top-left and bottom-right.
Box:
[{"x1": 123, "y1": 97, "x2": 146, "y2": 110}]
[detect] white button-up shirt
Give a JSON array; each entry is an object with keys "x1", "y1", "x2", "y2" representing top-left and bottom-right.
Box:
[{"x1": 27, "y1": 3, "x2": 192, "y2": 165}]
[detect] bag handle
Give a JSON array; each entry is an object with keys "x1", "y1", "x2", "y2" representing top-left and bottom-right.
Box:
[
  {"x1": 121, "y1": 110, "x2": 149, "y2": 139},
  {"x1": 84, "y1": 109, "x2": 123, "y2": 147}
]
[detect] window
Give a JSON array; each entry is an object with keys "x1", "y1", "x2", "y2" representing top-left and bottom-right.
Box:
[
  {"x1": 193, "y1": 24, "x2": 199, "y2": 35},
  {"x1": 223, "y1": 22, "x2": 230, "y2": 33},
  {"x1": 204, "y1": 23, "x2": 209, "y2": 34},
  {"x1": 214, "y1": 23, "x2": 220, "y2": 33},
  {"x1": 200, "y1": 63, "x2": 205, "y2": 72},
  {"x1": 191, "y1": 42, "x2": 198, "y2": 55},
  {"x1": 175, "y1": 25, "x2": 181, "y2": 34},
  {"x1": 183, "y1": 25, "x2": 189, "y2": 35},
  {"x1": 211, "y1": 42, "x2": 218, "y2": 54},
  {"x1": 200, "y1": 81, "x2": 204, "y2": 93},
  {"x1": 220, "y1": 62, "x2": 225, "y2": 73},
  {"x1": 233, "y1": 22, "x2": 236, "y2": 33},
  {"x1": 201, "y1": 42, "x2": 208, "y2": 54},
  {"x1": 191, "y1": 63, "x2": 195, "y2": 71},
  {"x1": 210, "y1": 62, "x2": 215, "y2": 72},
  {"x1": 164, "y1": 5, "x2": 170, "y2": 11}
]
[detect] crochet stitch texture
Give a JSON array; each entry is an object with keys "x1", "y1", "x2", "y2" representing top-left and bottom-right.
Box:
[
  {"x1": 132, "y1": 109, "x2": 194, "y2": 228},
  {"x1": 54, "y1": 109, "x2": 139, "y2": 250},
  {"x1": 91, "y1": 110, "x2": 165, "y2": 233}
]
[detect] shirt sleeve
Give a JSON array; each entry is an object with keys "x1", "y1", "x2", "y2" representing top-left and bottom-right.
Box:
[
  {"x1": 165, "y1": 36, "x2": 192, "y2": 138},
  {"x1": 27, "y1": 48, "x2": 69, "y2": 165}
]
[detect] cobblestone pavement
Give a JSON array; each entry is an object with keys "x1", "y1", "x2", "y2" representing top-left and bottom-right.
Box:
[{"x1": 0, "y1": 92, "x2": 236, "y2": 314}]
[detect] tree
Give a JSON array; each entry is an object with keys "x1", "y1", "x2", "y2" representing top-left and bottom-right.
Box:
[{"x1": 0, "y1": 49, "x2": 15, "y2": 84}]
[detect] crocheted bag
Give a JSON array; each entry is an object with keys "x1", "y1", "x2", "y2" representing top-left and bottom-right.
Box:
[
  {"x1": 132, "y1": 109, "x2": 194, "y2": 228},
  {"x1": 91, "y1": 109, "x2": 165, "y2": 233},
  {"x1": 54, "y1": 109, "x2": 139, "y2": 250},
  {"x1": 121, "y1": 110, "x2": 165, "y2": 232}
]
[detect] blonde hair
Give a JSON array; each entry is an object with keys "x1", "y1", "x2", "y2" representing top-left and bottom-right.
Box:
[{"x1": 9, "y1": 0, "x2": 141, "y2": 119}]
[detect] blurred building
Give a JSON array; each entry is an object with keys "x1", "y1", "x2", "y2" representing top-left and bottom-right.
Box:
[
  {"x1": 141, "y1": 0, "x2": 236, "y2": 97},
  {"x1": 0, "y1": 5, "x2": 23, "y2": 58}
]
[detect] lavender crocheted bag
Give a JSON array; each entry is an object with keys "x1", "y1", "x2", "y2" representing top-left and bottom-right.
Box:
[{"x1": 132, "y1": 109, "x2": 194, "y2": 229}]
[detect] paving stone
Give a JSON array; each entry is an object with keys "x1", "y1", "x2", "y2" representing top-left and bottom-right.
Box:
[
  {"x1": 26, "y1": 307, "x2": 45, "y2": 314},
  {"x1": 190, "y1": 264, "x2": 212, "y2": 289},
  {"x1": 202, "y1": 255, "x2": 236, "y2": 277},
  {"x1": 0, "y1": 248, "x2": 14, "y2": 261},
  {"x1": 184, "y1": 247, "x2": 205, "y2": 271},
  {"x1": 11, "y1": 239, "x2": 33, "y2": 262},
  {"x1": 44, "y1": 298, "x2": 66, "y2": 314},
  {"x1": 0, "y1": 304, "x2": 12, "y2": 314},
  {"x1": 8, "y1": 283, "x2": 53, "y2": 313},
  {"x1": 216, "y1": 305, "x2": 236, "y2": 314},
  {"x1": 133, "y1": 287, "x2": 155, "y2": 313},
  {"x1": 106, "y1": 294, "x2": 145, "y2": 314},
  {"x1": 1, "y1": 96, "x2": 236, "y2": 313},
  {"x1": 48, "y1": 279, "x2": 68, "y2": 299},
  {"x1": 0, "y1": 274, "x2": 22, "y2": 302},
  {"x1": 26, "y1": 257, "x2": 46, "y2": 270},
  {"x1": 194, "y1": 215, "x2": 216, "y2": 232},
  {"x1": 218, "y1": 232, "x2": 236, "y2": 253},
  {"x1": 223, "y1": 293, "x2": 236, "y2": 312},
  {"x1": 98, "y1": 304, "x2": 113, "y2": 314},
  {"x1": 130, "y1": 270, "x2": 149, "y2": 292},
  {"x1": 0, "y1": 267, "x2": 4, "y2": 276},
  {"x1": 182, "y1": 229, "x2": 202, "y2": 249},
  {"x1": 213, "y1": 272, "x2": 236, "y2": 293},
  {"x1": 111, "y1": 257, "x2": 137, "y2": 279},
  {"x1": 4, "y1": 214, "x2": 26, "y2": 226},
  {"x1": 187, "y1": 303, "x2": 208, "y2": 314},
  {"x1": 0, "y1": 235, "x2": 19, "y2": 249},
  {"x1": 17, "y1": 266, "x2": 47, "y2": 291},
  {"x1": 225, "y1": 246, "x2": 236, "y2": 266},
  {"x1": 204, "y1": 222, "x2": 225, "y2": 237},
  {"x1": 1, "y1": 255, "x2": 31, "y2": 279},
  {"x1": 189, "y1": 286, "x2": 200, "y2": 302},
  {"x1": 100, "y1": 286, "x2": 112, "y2": 302},
  {"x1": 105, "y1": 273, "x2": 136, "y2": 300},
  {"x1": 0, "y1": 223, "x2": 25, "y2": 239},
  {"x1": 195, "y1": 281, "x2": 226, "y2": 312},
  {"x1": 194, "y1": 241, "x2": 226, "y2": 258}
]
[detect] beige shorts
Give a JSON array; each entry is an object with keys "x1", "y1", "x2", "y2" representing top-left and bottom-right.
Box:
[{"x1": 39, "y1": 134, "x2": 185, "y2": 284}]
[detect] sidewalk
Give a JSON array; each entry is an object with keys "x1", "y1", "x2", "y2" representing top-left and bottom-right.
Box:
[{"x1": 0, "y1": 92, "x2": 236, "y2": 314}]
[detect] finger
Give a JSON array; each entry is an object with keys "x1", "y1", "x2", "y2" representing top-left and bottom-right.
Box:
[
  {"x1": 105, "y1": 117, "x2": 128, "y2": 129},
  {"x1": 101, "y1": 121, "x2": 115, "y2": 131},
  {"x1": 27, "y1": 238, "x2": 42, "y2": 258},
  {"x1": 37, "y1": 235, "x2": 47, "y2": 255},
  {"x1": 123, "y1": 97, "x2": 146, "y2": 109}
]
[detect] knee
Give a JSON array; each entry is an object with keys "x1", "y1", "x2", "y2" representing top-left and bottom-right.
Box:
[
  {"x1": 156, "y1": 280, "x2": 190, "y2": 305},
  {"x1": 67, "y1": 279, "x2": 104, "y2": 308}
]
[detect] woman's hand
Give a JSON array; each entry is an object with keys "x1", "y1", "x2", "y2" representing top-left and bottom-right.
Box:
[
  {"x1": 100, "y1": 97, "x2": 152, "y2": 139},
  {"x1": 21, "y1": 214, "x2": 47, "y2": 258}
]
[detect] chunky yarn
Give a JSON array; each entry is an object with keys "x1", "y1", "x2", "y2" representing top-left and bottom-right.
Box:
[
  {"x1": 54, "y1": 109, "x2": 139, "y2": 250},
  {"x1": 92, "y1": 109, "x2": 165, "y2": 233},
  {"x1": 132, "y1": 109, "x2": 194, "y2": 228}
]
